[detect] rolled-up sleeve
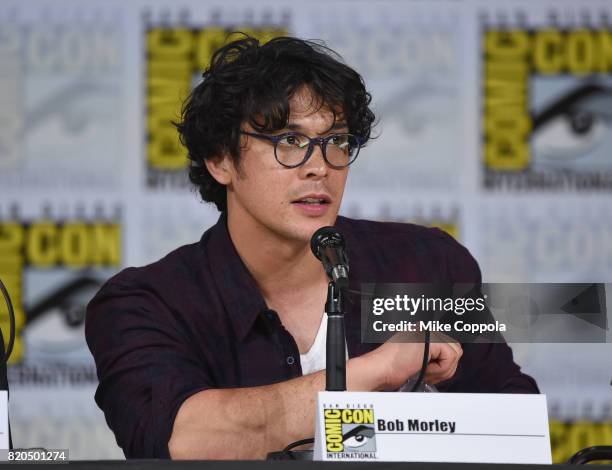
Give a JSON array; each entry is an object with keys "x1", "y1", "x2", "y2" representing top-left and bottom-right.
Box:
[{"x1": 85, "y1": 273, "x2": 214, "y2": 458}]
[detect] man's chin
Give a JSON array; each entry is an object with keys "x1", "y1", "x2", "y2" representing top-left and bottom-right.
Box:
[
  {"x1": 293, "y1": 215, "x2": 339, "y2": 242},
  {"x1": 275, "y1": 204, "x2": 339, "y2": 243}
]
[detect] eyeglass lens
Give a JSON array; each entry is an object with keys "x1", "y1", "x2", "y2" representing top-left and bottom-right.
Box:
[{"x1": 275, "y1": 133, "x2": 360, "y2": 167}]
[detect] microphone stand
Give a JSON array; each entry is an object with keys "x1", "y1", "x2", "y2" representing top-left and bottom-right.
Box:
[
  {"x1": 267, "y1": 281, "x2": 347, "y2": 460},
  {"x1": 325, "y1": 281, "x2": 346, "y2": 391}
]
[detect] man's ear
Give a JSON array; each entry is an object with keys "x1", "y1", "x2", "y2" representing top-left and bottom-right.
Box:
[{"x1": 204, "y1": 154, "x2": 233, "y2": 185}]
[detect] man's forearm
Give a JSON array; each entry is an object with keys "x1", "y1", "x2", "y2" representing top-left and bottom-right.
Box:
[{"x1": 168, "y1": 355, "x2": 381, "y2": 459}]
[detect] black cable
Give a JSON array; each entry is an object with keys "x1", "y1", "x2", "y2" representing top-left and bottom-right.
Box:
[
  {"x1": 347, "y1": 287, "x2": 432, "y2": 392},
  {"x1": 0, "y1": 278, "x2": 15, "y2": 363},
  {"x1": 283, "y1": 437, "x2": 314, "y2": 453},
  {"x1": 410, "y1": 329, "x2": 430, "y2": 392}
]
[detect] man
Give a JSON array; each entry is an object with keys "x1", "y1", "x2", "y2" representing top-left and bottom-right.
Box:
[{"x1": 86, "y1": 36, "x2": 538, "y2": 460}]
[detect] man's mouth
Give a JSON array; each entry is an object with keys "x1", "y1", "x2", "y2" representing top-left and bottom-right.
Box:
[{"x1": 291, "y1": 195, "x2": 331, "y2": 205}]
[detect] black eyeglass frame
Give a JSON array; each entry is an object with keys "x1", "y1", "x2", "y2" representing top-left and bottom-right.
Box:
[{"x1": 240, "y1": 131, "x2": 364, "y2": 169}]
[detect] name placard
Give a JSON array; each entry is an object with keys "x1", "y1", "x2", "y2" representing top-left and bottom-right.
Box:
[{"x1": 314, "y1": 392, "x2": 551, "y2": 464}]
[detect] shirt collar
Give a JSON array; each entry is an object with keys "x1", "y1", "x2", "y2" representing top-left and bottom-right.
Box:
[
  {"x1": 203, "y1": 212, "x2": 268, "y2": 341},
  {"x1": 202, "y1": 214, "x2": 363, "y2": 343}
]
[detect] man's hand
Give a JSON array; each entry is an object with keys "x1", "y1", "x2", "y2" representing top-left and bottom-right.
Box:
[
  {"x1": 424, "y1": 335, "x2": 462, "y2": 384},
  {"x1": 362, "y1": 333, "x2": 463, "y2": 390}
]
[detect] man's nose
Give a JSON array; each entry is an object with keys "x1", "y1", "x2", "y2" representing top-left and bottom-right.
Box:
[{"x1": 298, "y1": 142, "x2": 328, "y2": 179}]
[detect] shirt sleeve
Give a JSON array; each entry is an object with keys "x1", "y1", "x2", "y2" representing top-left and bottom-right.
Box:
[
  {"x1": 85, "y1": 272, "x2": 215, "y2": 458},
  {"x1": 432, "y1": 229, "x2": 540, "y2": 394}
]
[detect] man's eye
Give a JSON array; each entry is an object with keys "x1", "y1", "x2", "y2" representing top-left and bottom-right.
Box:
[
  {"x1": 280, "y1": 135, "x2": 307, "y2": 147},
  {"x1": 331, "y1": 135, "x2": 349, "y2": 148}
]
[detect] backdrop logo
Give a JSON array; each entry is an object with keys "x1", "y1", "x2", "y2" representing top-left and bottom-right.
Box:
[
  {"x1": 0, "y1": 209, "x2": 121, "y2": 363},
  {"x1": 0, "y1": 13, "x2": 123, "y2": 190},
  {"x1": 343, "y1": 203, "x2": 460, "y2": 241},
  {"x1": 482, "y1": 15, "x2": 612, "y2": 190},
  {"x1": 324, "y1": 408, "x2": 377, "y2": 459},
  {"x1": 311, "y1": 15, "x2": 462, "y2": 193},
  {"x1": 144, "y1": 18, "x2": 288, "y2": 190}
]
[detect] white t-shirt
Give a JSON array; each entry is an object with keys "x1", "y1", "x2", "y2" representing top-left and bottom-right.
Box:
[{"x1": 300, "y1": 312, "x2": 348, "y2": 375}]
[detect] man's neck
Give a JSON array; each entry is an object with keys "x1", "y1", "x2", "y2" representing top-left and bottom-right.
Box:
[{"x1": 226, "y1": 212, "x2": 327, "y2": 302}]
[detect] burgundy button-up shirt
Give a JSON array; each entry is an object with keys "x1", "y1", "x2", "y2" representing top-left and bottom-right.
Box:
[{"x1": 85, "y1": 214, "x2": 538, "y2": 458}]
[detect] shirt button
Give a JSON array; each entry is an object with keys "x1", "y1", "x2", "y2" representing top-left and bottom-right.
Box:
[
  {"x1": 286, "y1": 356, "x2": 295, "y2": 365},
  {"x1": 265, "y1": 310, "x2": 277, "y2": 321}
]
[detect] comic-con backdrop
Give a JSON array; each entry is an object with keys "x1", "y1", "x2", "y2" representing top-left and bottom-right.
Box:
[{"x1": 0, "y1": 0, "x2": 611, "y2": 461}]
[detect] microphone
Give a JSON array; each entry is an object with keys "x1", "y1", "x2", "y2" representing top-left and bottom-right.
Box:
[{"x1": 310, "y1": 227, "x2": 349, "y2": 290}]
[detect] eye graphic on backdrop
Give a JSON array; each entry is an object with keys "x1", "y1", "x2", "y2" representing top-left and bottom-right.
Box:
[
  {"x1": 532, "y1": 83, "x2": 612, "y2": 162},
  {"x1": 342, "y1": 425, "x2": 375, "y2": 449},
  {"x1": 28, "y1": 81, "x2": 115, "y2": 134},
  {"x1": 25, "y1": 274, "x2": 102, "y2": 354},
  {"x1": 378, "y1": 82, "x2": 455, "y2": 135}
]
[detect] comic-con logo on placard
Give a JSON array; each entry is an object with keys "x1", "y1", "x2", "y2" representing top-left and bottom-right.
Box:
[
  {"x1": 324, "y1": 407, "x2": 377, "y2": 459},
  {"x1": 0, "y1": 205, "x2": 121, "y2": 363},
  {"x1": 482, "y1": 11, "x2": 612, "y2": 190},
  {"x1": 144, "y1": 10, "x2": 289, "y2": 190}
]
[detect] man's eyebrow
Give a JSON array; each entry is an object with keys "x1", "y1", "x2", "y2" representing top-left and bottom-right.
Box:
[
  {"x1": 330, "y1": 121, "x2": 349, "y2": 130},
  {"x1": 285, "y1": 121, "x2": 349, "y2": 134}
]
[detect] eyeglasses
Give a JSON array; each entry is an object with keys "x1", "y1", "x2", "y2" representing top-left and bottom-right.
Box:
[{"x1": 240, "y1": 131, "x2": 363, "y2": 169}]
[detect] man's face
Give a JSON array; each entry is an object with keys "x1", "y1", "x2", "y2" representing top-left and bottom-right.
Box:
[{"x1": 224, "y1": 88, "x2": 350, "y2": 244}]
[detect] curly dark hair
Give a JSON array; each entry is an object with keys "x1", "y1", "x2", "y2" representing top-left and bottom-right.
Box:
[{"x1": 175, "y1": 35, "x2": 376, "y2": 212}]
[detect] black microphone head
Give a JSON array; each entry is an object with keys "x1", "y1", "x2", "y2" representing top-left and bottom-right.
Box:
[
  {"x1": 310, "y1": 226, "x2": 345, "y2": 260},
  {"x1": 311, "y1": 227, "x2": 349, "y2": 289}
]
